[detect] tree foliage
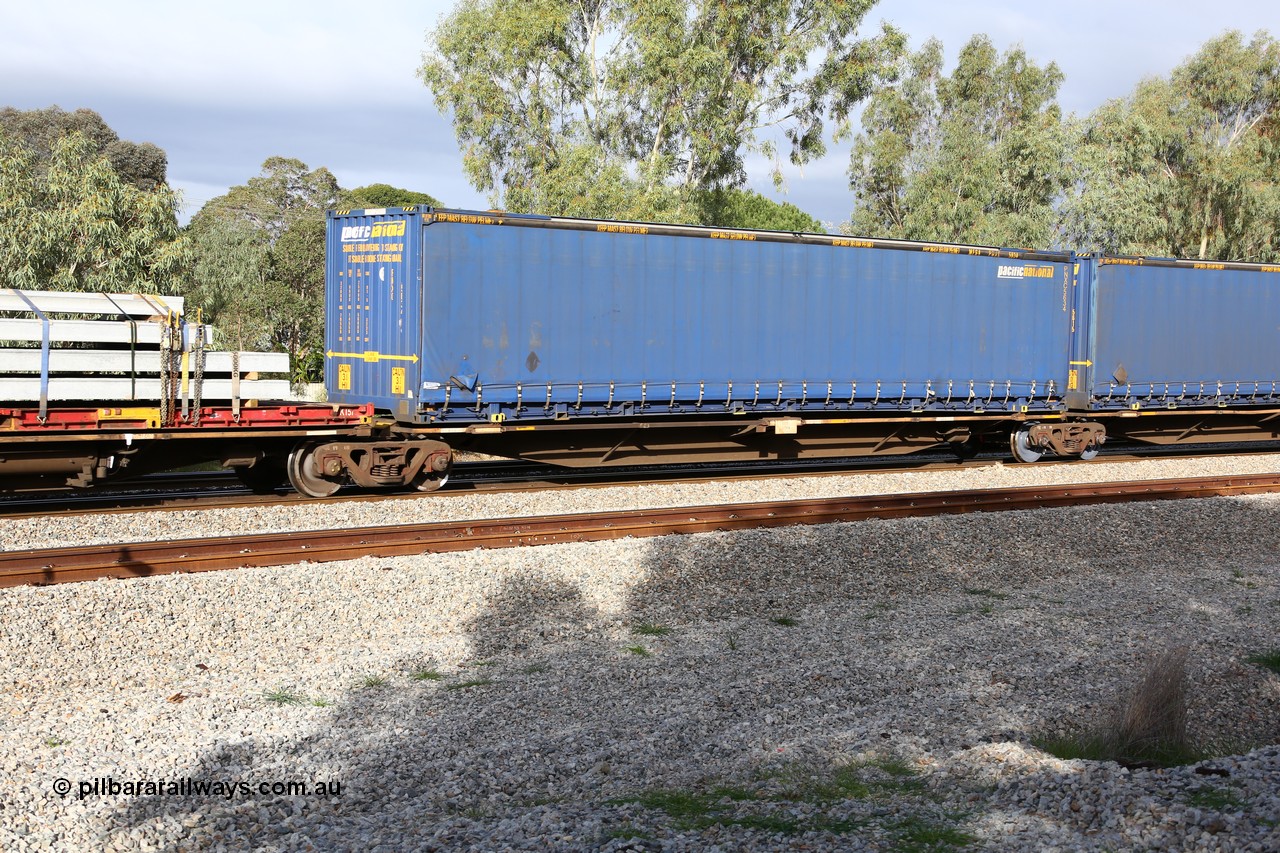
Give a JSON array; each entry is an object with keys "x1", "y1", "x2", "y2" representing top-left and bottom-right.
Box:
[
  {"x1": 694, "y1": 188, "x2": 824, "y2": 232},
  {"x1": 1061, "y1": 29, "x2": 1280, "y2": 261},
  {"x1": 0, "y1": 106, "x2": 167, "y2": 190},
  {"x1": 342, "y1": 183, "x2": 443, "y2": 208},
  {"x1": 506, "y1": 141, "x2": 694, "y2": 221},
  {"x1": 0, "y1": 130, "x2": 183, "y2": 292},
  {"x1": 183, "y1": 217, "x2": 270, "y2": 339},
  {"x1": 421, "y1": 0, "x2": 904, "y2": 219},
  {"x1": 184, "y1": 158, "x2": 339, "y2": 380},
  {"x1": 846, "y1": 35, "x2": 1068, "y2": 247}
]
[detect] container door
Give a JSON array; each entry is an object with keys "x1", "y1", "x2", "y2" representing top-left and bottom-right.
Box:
[{"x1": 325, "y1": 208, "x2": 422, "y2": 417}]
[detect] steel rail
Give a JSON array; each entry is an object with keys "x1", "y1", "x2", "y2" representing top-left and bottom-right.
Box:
[
  {"x1": 3, "y1": 473, "x2": 1279, "y2": 588},
  {"x1": 2, "y1": 442, "x2": 1276, "y2": 519},
  {"x1": 0, "y1": 455, "x2": 991, "y2": 517}
]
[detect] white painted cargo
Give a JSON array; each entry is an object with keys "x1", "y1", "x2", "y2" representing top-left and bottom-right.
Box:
[
  {"x1": 2, "y1": 288, "x2": 293, "y2": 405},
  {"x1": 0, "y1": 290, "x2": 184, "y2": 316},
  {"x1": 0, "y1": 378, "x2": 291, "y2": 401},
  {"x1": 0, "y1": 349, "x2": 288, "y2": 374},
  {"x1": 0, "y1": 318, "x2": 214, "y2": 345}
]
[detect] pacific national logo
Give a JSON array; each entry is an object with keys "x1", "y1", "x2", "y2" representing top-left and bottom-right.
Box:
[
  {"x1": 340, "y1": 220, "x2": 406, "y2": 242},
  {"x1": 998, "y1": 264, "x2": 1054, "y2": 279}
]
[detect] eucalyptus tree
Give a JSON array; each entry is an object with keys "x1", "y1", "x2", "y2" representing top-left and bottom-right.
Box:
[
  {"x1": 1062, "y1": 29, "x2": 1280, "y2": 261},
  {"x1": 846, "y1": 34, "x2": 1068, "y2": 248},
  {"x1": 695, "y1": 188, "x2": 825, "y2": 232},
  {"x1": 0, "y1": 130, "x2": 183, "y2": 292},
  {"x1": 0, "y1": 106, "x2": 167, "y2": 190},
  {"x1": 184, "y1": 158, "x2": 339, "y2": 379},
  {"x1": 420, "y1": 0, "x2": 904, "y2": 220},
  {"x1": 341, "y1": 184, "x2": 443, "y2": 208}
]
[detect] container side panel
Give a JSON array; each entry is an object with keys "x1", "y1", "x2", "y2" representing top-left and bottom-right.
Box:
[
  {"x1": 1089, "y1": 264, "x2": 1280, "y2": 408},
  {"x1": 411, "y1": 220, "x2": 1071, "y2": 421}
]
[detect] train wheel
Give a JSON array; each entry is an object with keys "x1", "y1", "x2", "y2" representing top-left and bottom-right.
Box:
[
  {"x1": 411, "y1": 470, "x2": 450, "y2": 492},
  {"x1": 410, "y1": 454, "x2": 452, "y2": 492},
  {"x1": 287, "y1": 443, "x2": 341, "y2": 498},
  {"x1": 1009, "y1": 429, "x2": 1043, "y2": 463}
]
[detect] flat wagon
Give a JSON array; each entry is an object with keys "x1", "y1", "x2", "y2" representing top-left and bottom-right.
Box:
[{"x1": 8, "y1": 208, "x2": 1279, "y2": 496}]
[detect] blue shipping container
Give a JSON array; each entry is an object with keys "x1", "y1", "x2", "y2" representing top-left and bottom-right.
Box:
[
  {"x1": 1072, "y1": 257, "x2": 1280, "y2": 410},
  {"x1": 325, "y1": 209, "x2": 1076, "y2": 423}
]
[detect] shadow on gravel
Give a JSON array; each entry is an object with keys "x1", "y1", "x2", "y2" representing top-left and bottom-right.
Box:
[{"x1": 109, "y1": 498, "x2": 1280, "y2": 849}]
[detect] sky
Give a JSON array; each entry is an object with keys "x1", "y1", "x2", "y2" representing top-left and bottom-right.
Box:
[{"x1": 2, "y1": 1, "x2": 1277, "y2": 228}]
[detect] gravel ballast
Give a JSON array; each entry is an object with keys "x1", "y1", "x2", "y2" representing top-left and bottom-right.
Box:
[{"x1": 1, "y1": 485, "x2": 1278, "y2": 850}]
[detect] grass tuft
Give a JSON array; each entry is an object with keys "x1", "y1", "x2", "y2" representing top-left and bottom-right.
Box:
[
  {"x1": 1246, "y1": 649, "x2": 1280, "y2": 675},
  {"x1": 613, "y1": 787, "x2": 796, "y2": 833},
  {"x1": 1184, "y1": 785, "x2": 1246, "y2": 811},
  {"x1": 411, "y1": 668, "x2": 445, "y2": 681},
  {"x1": 874, "y1": 756, "x2": 919, "y2": 777},
  {"x1": 1035, "y1": 645, "x2": 1225, "y2": 768},
  {"x1": 891, "y1": 814, "x2": 974, "y2": 850},
  {"x1": 261, "y1": 688, "x2": 306, "y2": 706},
  {"x1": 1109, "y1": 645, "x2": 1190, "y2": 764},
  {"x1": 614, "y1": 761, "x2": 946, "y2": 839},
  {"x1": 625, "y1": 645, "x2": 653, "y2": 657},
  {"x1": 359, "y1": 675, "x2": 388, "y2": 689},
  {"x1": 787, "y1": 757, "x2": 926, "y2": 802},
  {"x1": 771, "y1": 616, "x2": 800, "y2": 627},
  {"x1": 446, "y1": 678, "x2": 493, "y2": 690},
  {"x1": 629, "y1": 788, "x2": 713, "y2": 819},
  {"x1": 1032, "y1": 733, "x2": 1114, "y2": 763},
  {"x1": 632, "y1": 623, "x2": 673, "y2": 637},
  {"x1": 801, "y1": 765, "x2": 872, "y2": 801}
]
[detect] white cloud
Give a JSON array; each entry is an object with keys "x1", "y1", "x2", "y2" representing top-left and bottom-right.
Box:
[{"x1": 2, "y1": 0, "x2": 453, "y2": 108}]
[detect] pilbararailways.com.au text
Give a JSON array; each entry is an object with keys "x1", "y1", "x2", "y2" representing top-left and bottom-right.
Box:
[{"x1": 53, "y1": 777, "x2": 342, "y2": 801}]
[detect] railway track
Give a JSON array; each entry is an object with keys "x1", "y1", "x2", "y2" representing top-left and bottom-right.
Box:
[
  {"x1": 4, "y1": 473, "x2": 1279, "y2": 588},
  {"x1": 0, "y1": 455, "x2": 991, "y2": 517},
  {"x1": 1, "y1": 442, "x2": 1277, "y2": 519}
]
